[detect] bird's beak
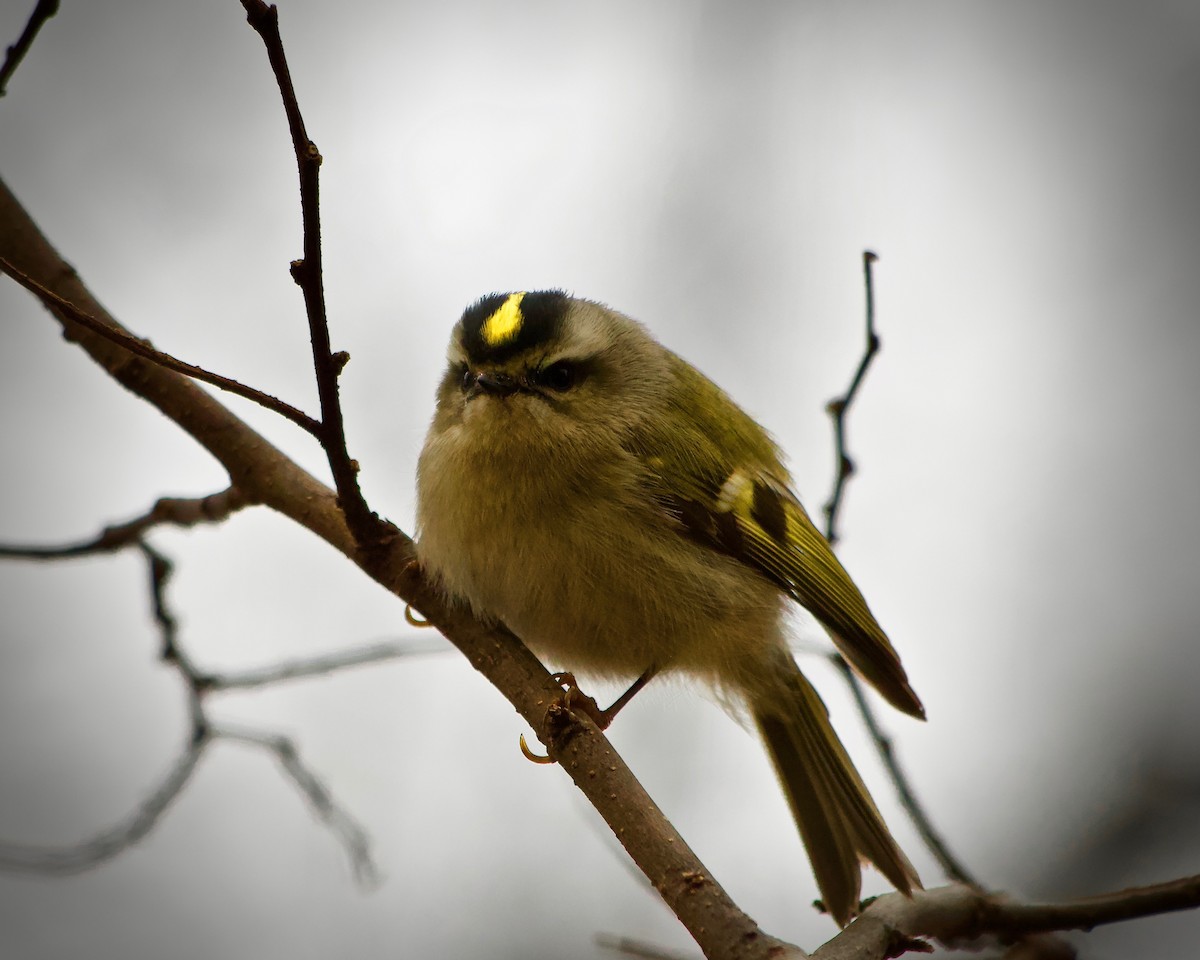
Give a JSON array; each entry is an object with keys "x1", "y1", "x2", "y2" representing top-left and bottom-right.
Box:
[{"x1": 472, "y1": 370, "x2": 519, "y2": 398}]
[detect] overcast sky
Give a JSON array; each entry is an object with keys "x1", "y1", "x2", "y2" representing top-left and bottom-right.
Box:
[{"x1": 2, "y1": 2, "x2": 1199, "y2": 958}]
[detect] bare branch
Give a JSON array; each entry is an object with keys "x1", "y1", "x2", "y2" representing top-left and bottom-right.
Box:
[
  {"x1": 0, "y1": 525, "x2": 379, "y2": 886},
  {"x1": 0, "y1": 259, "x2": 322, "y2": 437},
  {"x1": 0, "y1": 176, "x2": 350, "y2": 552},
  {"x1": 813, "y1": 880, "x2": 1200, "y2": 960},
  {"x1": 128, "y1": 537, "x2": 380, "y2": 881},
  {"x1": 822, "y1": 251, "x2": 882, "y2": 545},
  {"x1": 205, "y1": 635, "x2": 449, "y2": 691},
  {"x1": 830, "y1": 653, "x2": 978, "y2": 887},
  {"x1": 0, "y1": 718, "x2": 381, "y2": 886},
  {"x1": 509, "y1": 658, "x2": 803, "y2": 960},
  {"x1": 212, "y1": 724, "x2": 379, "y2": 885},
  {"x1": 239, "y1": 0, "x2": 388, "y2": 549},
  {"x1": 0, "y1": 487, "x2": 250, "y2": 559},
  {"x1": 819, "y1": 252, "x2": 979, "y2": 889},
  {"x1": 137, "y1": 540, "x2": 209, "y2": 734},
  {"x1": 0, "y1": 739, "x2": 205, "y2": 874},
  {"x1": 0, "y1": 0, "x2": 58, "y2": 97}
]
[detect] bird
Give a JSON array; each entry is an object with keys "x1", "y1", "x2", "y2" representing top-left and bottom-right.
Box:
[{"x1": 415, "y1": 289, "x2": 923, "y2": 925}]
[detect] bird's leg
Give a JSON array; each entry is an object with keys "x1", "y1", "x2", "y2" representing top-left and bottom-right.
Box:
[
  {"x1": 520, "y1": 666, "x2": 661, "y2": 764},
  {"x1": 553, "y1": 665, "x2": 659, "y2": 730}
]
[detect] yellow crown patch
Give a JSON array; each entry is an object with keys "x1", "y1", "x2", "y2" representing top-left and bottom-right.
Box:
[{"x1": 481, "y1": 292, "x2": 526, "y2": 346}]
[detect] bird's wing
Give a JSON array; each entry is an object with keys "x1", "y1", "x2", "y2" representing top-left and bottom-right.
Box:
[{"x1": 625, "y1": 363, "x2": 924, "y2": 718}]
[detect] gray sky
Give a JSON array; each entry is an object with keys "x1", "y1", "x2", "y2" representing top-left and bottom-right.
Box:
[{"x1": 2, "y1": 1, "x2": 1199, "y2": 957}]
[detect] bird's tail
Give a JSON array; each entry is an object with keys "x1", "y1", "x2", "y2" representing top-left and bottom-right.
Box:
[{"x1": 750, "y1": 653, "x2": 920, "y2": 926}]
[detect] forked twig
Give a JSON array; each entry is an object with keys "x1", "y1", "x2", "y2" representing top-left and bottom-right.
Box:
[
  {"x1": 822, "y1": 251, "x2": 881, "y2": 546},
  {"x1": 0, "y1": 528, "x2": 379, "y2": 884},
  {"x1": 0, "y1": 741, "x2": 207, "y2": 874},
  {"x1": 212, "y1": 724, "x2": 378, "y2": 885},
  {"x1": 821, "y1": 251, "x2": 979, "y2": 888}
]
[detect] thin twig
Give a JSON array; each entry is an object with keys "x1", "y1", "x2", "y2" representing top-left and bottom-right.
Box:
[
  {"x1": 0, "y1": 740, "x2": 207, "y2": 874},
  {"x1": 830, "y1": 655, "x2": 978, "y2": 886},
  {"x1": 0, "y1": 488, "x2": 250, "y2": 559},
  {"x1": 0, "y1": 535, "x2": 215, "y2": 875},
  {"x1": 134, "y1": 539, "x2": 379, "y2": 880},
  {"x1": 205, "y1": 635, "x2": 449, "y2": 691},
  {"x1": 239, "y1": 0, "x2": 389, "y2": 550},
  {"x1": 0, "y1": 0, "x2": 58, "y2": 97},
  {"x1": 822, "y1": 251, "x2": 881, "y2": 546},
  {"x1": 0, "y1": 258, "x2": 322, "y2": 436},
  {"x1": 137, "y1": 540, "x2": 209, "y2": 733},
  {"x1": 0, "y1": 531, "x2": 378, "y2": 885},
  {"x1": 820, "y1": 251, "x2": 979, "y2": 888},
  {"x1": 212, "y1": 724, "x2": 379, "y2": 884}
]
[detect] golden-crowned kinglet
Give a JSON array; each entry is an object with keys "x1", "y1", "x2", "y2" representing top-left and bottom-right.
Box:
[{"x1": 416, "y1": 291, "x2": 923, "y2": 925}]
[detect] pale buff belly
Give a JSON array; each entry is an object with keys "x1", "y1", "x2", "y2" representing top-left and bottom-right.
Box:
[{"x1": 417, "y1": 440, "x2": 785, "y2": 688}]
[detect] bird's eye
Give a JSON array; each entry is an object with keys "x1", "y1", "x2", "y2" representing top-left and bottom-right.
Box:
[
  {"x1": 533, "y1": 360, "x2": 579, "y2": 392},
  {"x1": 458, "y1": 364, "x2": 473, "y2": 392}
]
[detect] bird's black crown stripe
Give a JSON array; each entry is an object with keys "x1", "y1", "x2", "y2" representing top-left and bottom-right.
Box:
[{"x1": 460, "y1": 289, "x2": 570, "y2": 363}]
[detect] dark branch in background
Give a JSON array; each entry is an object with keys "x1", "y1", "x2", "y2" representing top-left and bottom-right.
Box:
[
  {"x1": 0, "y1": 741, "x2": 205, "y2": 874},
  {"x1": 821, "y1": 252, "x2": 980, "y2": 888},
  {"x1": 239, "y1": 0, "x2": 390, "y2": 550},
  {"x1": 830, "y1": 656, "x2": 977, "y2": 888},
  {"x1": 822, "y1": 251, "x2": 881, "y2": 545},
  {"x1": 211, "y1": 724, "x2": 376, "y2": 885},
  {"x1": 0, "y1": 260, "x2": 323, "y2": 437},
  {"x1": 0, "y1": 0, "x2": 58, "y2": 97},
  {"x1": 0, "y1": 518, "x2": 379, "y2": 885},
  {"x1": 139, "y1": 540, "x2": 208, "y2": 734},
  {"x1": 0, "y1": 488, "x2": 250, "y2": 559},
  {"x1": 205, "y1": 635, "x2": 448, "y2": 691}
]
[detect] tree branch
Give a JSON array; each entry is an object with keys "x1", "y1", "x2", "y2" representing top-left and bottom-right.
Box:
[
  {"x1": 0, "y1": 177, "x2": 351, "y2": 551},
  {"x1": 239, "y1": 0, "x2": 386, "y2": 549},
  {"x1": 0, "y1": 487, "x2": 250, "y2": 559},
  {"x1": 0, "y1": 0, "x2": 58, "y2": 97},
  {"x1": 0, "y1": 260, "x2": 322, "y2": 436},
  {"x1": 0, "y1": 537, "x2": 377, "y2": 882},
  {"x1": 813, "y1": 879, "x2": 1200, "y2": 960},
  {"x1": 204, "y1": 635, "x2": 448, "y2": 691},
  {"x1": 819, "y1": 251, "x2": 979, "y2": 889},
  {"x1": 830, "y1": 652, "x2": 978, "y2": 888},
  {"x1": 212, "y1": 724, "x2": 377, "y2": 885},
  {"x1": 0, "y1": 739, "x2": 206, "y2": 874},
  {"x1": 822, "y1": 251, "x2": 881, "y2": 547}
]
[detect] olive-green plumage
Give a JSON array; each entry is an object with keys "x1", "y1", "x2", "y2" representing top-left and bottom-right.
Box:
[{"x1": 416, "y1": 292, "x2": 923, "y2": 926}]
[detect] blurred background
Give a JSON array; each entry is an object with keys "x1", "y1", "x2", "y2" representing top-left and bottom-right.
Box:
[{"x1": 2, "y1": 1, "x2": 1199, "y2": 957}]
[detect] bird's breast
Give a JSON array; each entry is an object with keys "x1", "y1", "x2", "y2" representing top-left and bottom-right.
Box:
[{"x1": 416, "y1": 418, "x2": 785, "y2": 686}]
